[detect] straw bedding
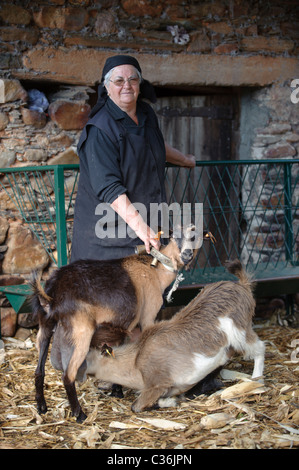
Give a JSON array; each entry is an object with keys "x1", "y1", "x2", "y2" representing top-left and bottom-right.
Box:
[{"x1": 0, "y1": 315, "x2": 298, "y2": 449}]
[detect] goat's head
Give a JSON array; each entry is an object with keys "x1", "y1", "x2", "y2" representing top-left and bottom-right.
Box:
[{"x1": 164, "y1": 224, "x2": 202, "y2": 271}]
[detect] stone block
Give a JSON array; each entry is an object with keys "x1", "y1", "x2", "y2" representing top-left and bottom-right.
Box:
[
  {"x1": 0, "y1": 307, "x2": 17, "y2": 337},
  {"x1": 48, "y1": 99, "x2": 90, "y2": 130},
  {"x1": 187, "y1": 31, "x2": 211, "y2": 53},
  {"x1": 165, "y1": 4, "x2": 188, "y2": 21},
  {"x1": 245, "y1": 25, "x2": 258, "y2": 36},
  {"x1": 261, "y1": 193, "x2": 284, "y2": 209},
  {"x1": 264, "y1": 142, "x2": 296, "y2": 158},
  {"x1": 0, "y1": 5, "x2": 31, "y2": 25},
  {"x1": 0, "y1": 216, "x2": 9, "y2": 244},
  {"x1": 0, "y1": 150, "x2": 15, "y2": 168},
  {"x1": 214, "y1": 43, "x2": 238, "y2": 54},
  {"x1": 0, "y1": 79, "x2": 27, "y2": 104},
  {"x1": 192, "y1": 2, "x2": 227, "y2": 18},
  {"x1": 266, "y1": 232, "x2": 284, "y2": 249},
  {"x1": 21, "y1": 108, "x2": 47, "y2": 128},
  {"x1": 14, "y1": 326, "x2": 33, "y2": 340},
  {"x1": 94, "y1": 11, "x2": 118, "y2": 35},
  {"x1": 254, "y1": 134, "x2": 281, "y2": 146},
  {"x1": 2, "y1": 223, "x2": 49, "y2": 274},
  {"x1": 205, "y1": 22, "x2": 234, "y2": 35},
  {"x1": 33, "y1": 6, "x2": 89, "y2": 31},
  {"x1": 0, "y1": 186, "x2": 19, "y2": 211},
  {"x1": 121, "y1": 0, "x2": 163, "y2": 17},
  {"x1": 0, "y1": 26, "x2": 39, "y2": 45},
  {"x1": 48, "y1": 147, "x2": 79, "y2": 165},
  {"x1": 0, "y1": 111, "x2": 9, "y2": 130},
  {"x1": 0, "y1": 52, "x2": 22, "y2": 70},
  {"x1": 285, "y1": 133, "x2": 299, "y2": 143},
  {"x1": 24, "y1": 149, "x2": 48, "y2": 162},
  {"x1": 47, "y1": 131, "x2": 74, "y2": 150},
  {"x1": 240, "y1": 36, "x2": 294, "y2": 54},
  {"x1": 22, "y1": 49, "x2": 299, "y2": 87},
  {"x1": 259, "y1": 123, "x2": 292, "y2": 135}
]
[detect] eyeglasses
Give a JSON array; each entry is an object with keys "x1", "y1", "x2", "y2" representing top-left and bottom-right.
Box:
[{"x1": 109, "y1": 77, "x2": 140, "y2": 87}]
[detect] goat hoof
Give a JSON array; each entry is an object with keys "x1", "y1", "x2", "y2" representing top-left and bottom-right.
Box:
[
  {"x1": 131, "y1": 404, "x2": 139, "y2": 413},
  {"x1": 110, "y1": 384, "x2": 124, "y2": 398},
  {"x1": 37, "y1": 401, "x2": 47, "y2": 415},
  {"x1": 75, "y1": 410, "x2": 87, "y2": 423},
  {"x1": 131, "y1": 400, "x2": 143, "y2": 413}
]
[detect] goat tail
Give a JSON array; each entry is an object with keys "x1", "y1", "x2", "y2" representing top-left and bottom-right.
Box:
[
  {"x1": 225, "y1": 259, "x2": 254, "y2": 292},
  {"x1": 30, "y1": 271, "x2": 53, "y2": 321}
]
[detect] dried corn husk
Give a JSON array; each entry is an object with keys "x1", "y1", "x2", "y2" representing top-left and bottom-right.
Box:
[
  {"x1": 220, "y1": 369, "x2": 251, "y2": 381},
  {"x1": 200, "y1": 412, "x2": 234, "y2": 429},
  {"x1": 136, "y1": 417, "x2": 186, "y2": 431},
  {"x1": 109, "y1": 421, "x2": 140, "y2": 430},
  {"x1": 220, "y1": 381, "x2": 267, "y2": 399}
]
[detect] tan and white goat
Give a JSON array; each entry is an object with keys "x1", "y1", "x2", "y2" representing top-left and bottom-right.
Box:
[{"x1": 86, "y1": 259, "x2": 265, "y2": 412}]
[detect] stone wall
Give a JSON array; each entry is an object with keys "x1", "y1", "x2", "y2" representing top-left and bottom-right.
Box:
[
  {"x1": 238, "y1": 81, "x2": 299, "y2": 266},
  {"x1": 1, "y1": 1, "x2": 298, "y2": 86},
  {"x1": 0, "y1": 1, "x2": 298, "y2": 333},
  {"x1": 0, "y1": 79, "x2": 89, "y2": 287}
]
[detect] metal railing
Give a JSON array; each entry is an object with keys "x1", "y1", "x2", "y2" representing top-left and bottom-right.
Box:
[
  {"x1": 165, "y1": 159, "x2": 299, "y2": 285},
  {"x1": 0, "y1": 159, "x2": 298, "y2": 284},
  {"x1": 0, "y1": 164, "x2": 79, "y2": 267}
]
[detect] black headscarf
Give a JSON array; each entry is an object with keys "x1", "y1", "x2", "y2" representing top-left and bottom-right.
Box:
[{"x1": 89, "y1": 55, "x2": 157, "y2": 118}]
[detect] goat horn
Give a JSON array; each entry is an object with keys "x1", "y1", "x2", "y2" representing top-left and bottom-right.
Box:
[
  {"x1": 204, "y1": 231, "x2": 216, "y2": 244},
  {"x1": 154, "y1": 230, "x2": 164, "y2": 240},
  {"x1": 101, "y1": 344, "x2": 115, "y2": 358}
]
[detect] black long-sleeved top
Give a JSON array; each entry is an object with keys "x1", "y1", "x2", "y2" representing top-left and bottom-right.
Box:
[{"x1": 71, "y1": 98, "x2": 166, "y2": 262}]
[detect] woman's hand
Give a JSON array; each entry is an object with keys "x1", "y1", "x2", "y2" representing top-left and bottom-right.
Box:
[
  {"x1": 134, "y1": 220, "x2": 161, "y2": 253},
  {"x1": 182, "y1": 154, "x2": 196, "y2": 168},
  {"x1": 165, "y1": 142, "x2": 196, "y2": 168},
  {"x1": 110, "y1": 194, "x2": 160, "y2": 253}
]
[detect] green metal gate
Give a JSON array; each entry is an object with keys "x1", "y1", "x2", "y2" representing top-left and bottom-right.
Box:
[
  {"x1": 165, "y1": 159, "x2": 299, "y2": 284},
  {"x1": 0, "y1": 164, "x2": 79, "y2": 268}
]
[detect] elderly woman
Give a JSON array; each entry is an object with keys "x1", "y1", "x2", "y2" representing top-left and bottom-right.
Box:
[{"x1": 71, "y1": 55, "x2": 195, "y2": 262}]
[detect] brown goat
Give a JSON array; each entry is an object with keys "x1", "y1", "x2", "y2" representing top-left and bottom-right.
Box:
[
  {"x1": 85, "y1": 259, "x2": 265, "y2": 412},
  {"x1": 31, "y1": 225, "x2": 200, "y2": 422}
]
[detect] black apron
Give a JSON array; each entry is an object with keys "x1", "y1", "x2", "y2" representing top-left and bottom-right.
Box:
[{"x1": 70, "y1": 99, "x2": 166, "y2": 262}]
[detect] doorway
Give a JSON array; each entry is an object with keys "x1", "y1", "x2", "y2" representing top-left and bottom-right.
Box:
[{"x1": 152, "y1": 91, "x2": 240, "y2": 268}]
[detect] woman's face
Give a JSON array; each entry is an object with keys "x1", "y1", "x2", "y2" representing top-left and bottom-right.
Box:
[{"x1": 106, "y1": 64, "x2": 140, "y2": 111}]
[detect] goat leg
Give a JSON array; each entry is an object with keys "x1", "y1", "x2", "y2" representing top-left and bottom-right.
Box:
[
  {"x1": 35, "y1": 328, "x2": 53, "y2": 415},
  {"x1": 131, "y1": 385, "x2": 169, "y2": 413},
  {"x1": 35, "y1": 372, "x2": 47, "y2": 415},
  {"x1": 248, "y1": 337, "x2": 265, "y2": 380},
  {"x1": 63, "y1": 374, "x2": 87, "y2": 423},
  {"x1": 62, "y1": 326, "x2": 94, "y2": 422}
]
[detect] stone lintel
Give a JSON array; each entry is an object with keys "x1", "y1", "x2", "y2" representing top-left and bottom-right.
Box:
[{"x1": 20, "y1": 48, "x2": 299, "y2": 87}]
